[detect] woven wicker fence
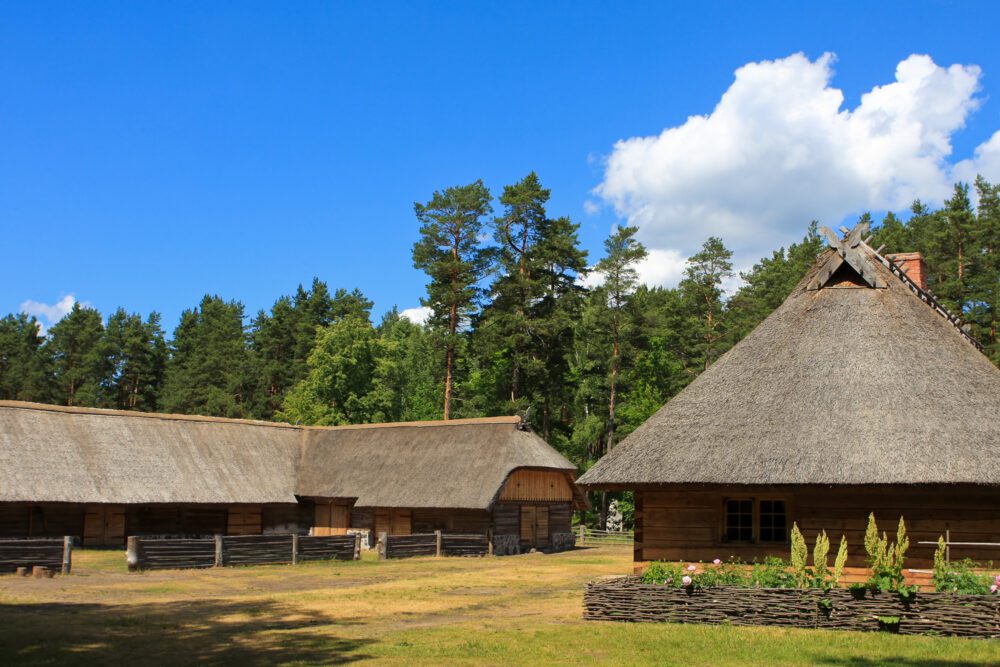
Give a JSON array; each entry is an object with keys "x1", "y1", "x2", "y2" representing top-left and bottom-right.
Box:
[
  {"x1": 584, "y1": 576, "x2": 1000, "y2": 639},
  {"x1": 128, "y1": 534, "x2": 359, "y2": 571}
]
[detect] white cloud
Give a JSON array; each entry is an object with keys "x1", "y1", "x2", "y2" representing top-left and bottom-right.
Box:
[
  {"x1": 399, "y1": 306, "x2": 431, "y2": 326},
  {"x1": 20, "y1": 295, "x2": 79, "y2": 334},
  {"x1": 594, "y1": 52, "x2": 997, "y2": 287},
  {"x1": 580, "y1": 247, "x2": 688, "y2": 291}
]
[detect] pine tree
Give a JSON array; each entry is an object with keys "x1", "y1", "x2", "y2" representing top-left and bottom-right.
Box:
[
  {"x1": 0, "y1": 313, "x2": 50, "y2": 402},
  {"x1": 46, "y1": 302, "x2": 105, "y2": 406},
  {"x1": 93, "y1": 309, "x2": 167, "y2": 410},
  {"x1": 161, "y1": 296, "x2": 251, "y2": 417},
  {"x1": 412, "y1": 180, "x2": 492, "y2": 419},
  {"x1": 679, "y1": 237, "x2": 734, "y2": 371}
]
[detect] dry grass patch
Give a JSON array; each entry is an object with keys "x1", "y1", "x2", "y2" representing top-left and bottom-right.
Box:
[{"x1": 0, "y1": 546, "x2": 998, "y2": 665}]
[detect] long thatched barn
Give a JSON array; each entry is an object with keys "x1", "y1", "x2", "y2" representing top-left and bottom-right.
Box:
[
  {"x1": 578, "y1": 224, "x2": 1000, "y2": 569},
  {"x1": 0, "y1": 403, "x2": 584, "y2": 551}
]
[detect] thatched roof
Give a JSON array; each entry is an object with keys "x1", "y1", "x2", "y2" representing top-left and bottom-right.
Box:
[
  {"x1": 0, "y1": 402, "x2": 577, "y2": 509},
  {"x1": 578, "y1": 241, "x2": 1000, "y2": 489},
  {"x1": 298, "y1": 419, "x2": 578, "y2": 509},
  {"x1": 0, "y1": 402, "x2": 302, "y2": 504}
]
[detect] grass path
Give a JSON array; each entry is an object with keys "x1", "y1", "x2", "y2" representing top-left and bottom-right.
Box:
[{"x1": 1, "y1": 546, "x2": 998, "y2": 665}]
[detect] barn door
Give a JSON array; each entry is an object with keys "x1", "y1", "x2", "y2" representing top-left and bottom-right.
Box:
[
  {"x1": 84, "y1": 505, "x2": 126, "y2": 547},
  {"x1": 227, "y1": 506, "x2": 262, "y2": 536},
  {"x1": 375, "y1": 509, "x2": 412, "y2": 536},
  {"x1": 519, "y1": 505, "x2": 549, "y2": 548},
  {"x1": 314, "y1": 502, "x2": 350, "y2": 536}
]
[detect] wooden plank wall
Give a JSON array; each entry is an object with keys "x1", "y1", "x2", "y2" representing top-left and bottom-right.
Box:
[
  {"x1": 0, "y1": 539, "x2": 64, "y2": 572},
  {"x1": 499, "y1": 470, "x2": 574, "y2": 502},
  {"x1": 637, "y1": 485, "x2": 1000, "y2": 567},
  {"x1": 412, "y1": 509, "x2": 490, "y2": 534}
]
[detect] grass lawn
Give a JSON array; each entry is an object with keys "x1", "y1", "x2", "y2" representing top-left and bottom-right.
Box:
[{"x1": 1, "y1": 545, "x2": 998, "y2": 665}]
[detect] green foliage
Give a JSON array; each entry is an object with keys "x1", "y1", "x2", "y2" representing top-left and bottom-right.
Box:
[
  {"x1": 833, "y1": 535, "x2": 849, "y2": 586},
  {"x1": 790, "y1": 523, "x2": 808, "y2": 588},
  {"x1": 813, "y1": 530, "x2": 830, "y2": 585},
  {"x1": 0, "y1": 313, "x2": 51, "y2": 402},
  {"x1": 932, "y1": 537, "x2": 995, "y2": 594},
  {"x1": 46, "y1": 302, "x2": 105, "y2": 406},
  {"x1": 863, "y1": 514, "x2": 912, "y2": 593}
]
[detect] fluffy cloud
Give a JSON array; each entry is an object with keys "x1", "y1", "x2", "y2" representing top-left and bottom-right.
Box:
[
  {"x1": 594, "y1": 53, "x2": 997, "y2": 285},
  {"x1": 399, "y1": 306, "x2": 431, "y2": 326},
  {"x1": 19, "y1": 295, "x2": 79, "y2": 334}
]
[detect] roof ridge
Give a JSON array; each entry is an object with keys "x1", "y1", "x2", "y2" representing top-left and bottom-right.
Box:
[
  {"x1": 859, "y1": 241, "x2": 984, "y2": 352},
  {"x1": 0, "y1": 400, "x2": 521, "y2": 431}
]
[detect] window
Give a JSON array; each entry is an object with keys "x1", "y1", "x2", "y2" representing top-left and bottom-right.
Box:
[
  {"x1": 759, "y1": 500, "x2": 787, "y2": 543},
  {"x1": 724, "y1": 499, "x2": 753, "y2": 541},
  {"x1": 723, "y1": 498, "x2": 790, "y2": 543}
]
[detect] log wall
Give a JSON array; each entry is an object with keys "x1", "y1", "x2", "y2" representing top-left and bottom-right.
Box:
[
  {"x1": 129, "y1": 534, "x2": 359, "y2": 571},
  {"x1": 383, "y1": 534, "x2": 437, "y2": 559},
  {"x1": 584, "y1": 577, "x2": 1000, "y2": 639},
  {"x1": 636, "y1": 485, "x2": 1000, "y2": 568},
  {"x1": 0, "y1": 538, "x2": 65, "y2": 573},
  {"x1": 440, "y1": 533, "x2": 489, "y2": 557}
]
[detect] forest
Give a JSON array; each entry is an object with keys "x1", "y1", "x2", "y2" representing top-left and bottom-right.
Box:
[{"x1": 2, "y1": 172, "x2": 999, "y2": 518}]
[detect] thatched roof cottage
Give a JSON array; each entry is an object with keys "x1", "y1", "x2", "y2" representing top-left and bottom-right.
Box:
[
  {"x1": 0, "y1": 402, "x2": 584, "y2": 551},
  {"x1": 578, "y1": 225, "x2": 1000, "y2": 568}
]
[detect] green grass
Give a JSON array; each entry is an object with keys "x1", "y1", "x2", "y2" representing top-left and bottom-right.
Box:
[{"x1": 0, "y1": 546, "x2": 997, "y2": 665}]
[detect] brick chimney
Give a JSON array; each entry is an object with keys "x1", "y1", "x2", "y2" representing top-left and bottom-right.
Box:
[{"x1": 890, "y1": 252, "x2": 927, "y2": 291}]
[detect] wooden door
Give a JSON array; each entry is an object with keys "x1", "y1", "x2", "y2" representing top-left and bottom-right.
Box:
[
  {"x1": 83, "y1": 505, "x2": 125, "y2": 547},
  {"x1": 314, "y1": 503, "x2": 350, "y2": 536},
  {"x1": 519, "y1": 505, "x2": 549, "y2": 548},
  {"x1": 227, "y1": 505, "x2": 262, "y2": 536},
  {"x1": 375, "y1": 509, "x2": 412, "y2": 536}
]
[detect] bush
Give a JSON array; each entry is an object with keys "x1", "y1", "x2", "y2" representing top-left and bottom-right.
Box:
[{"x1": 932, "y1": 538, "x2": 995, "y2": 594}]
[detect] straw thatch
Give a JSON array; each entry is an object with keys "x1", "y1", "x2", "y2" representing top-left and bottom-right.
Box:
[
  {"x1": 578, "y1": 245, "x2": 1000, "y2": 488},
  {"x1": 298, "y1": 420, "x2": 577, "y2": 509},
  {"x1": 0, "y1": 401, "x2": 576, "y2": 509}
]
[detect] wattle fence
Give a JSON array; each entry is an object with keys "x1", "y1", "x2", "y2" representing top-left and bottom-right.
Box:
[
  {"x1": 379, "y1": 531, "x2": 491, "y2": 559},
  {"x1": 584, "y1": 576, "x2": 1000, "y2": 639},
  {"x1": 127, "y1": 534, "x2": 361, "y2": 571}
]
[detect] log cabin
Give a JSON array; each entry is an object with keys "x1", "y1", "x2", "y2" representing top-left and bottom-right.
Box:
[
  {"x1": 0, "y1": 405, "x2": 585, "y2": 552},
  {"x1": 578, "y1": 223, "x2": 1000, "y2": 570}
]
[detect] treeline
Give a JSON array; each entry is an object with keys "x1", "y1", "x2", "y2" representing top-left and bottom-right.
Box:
[{"x1": 2, "y1": 172, "x2": 998, "y2": 473}]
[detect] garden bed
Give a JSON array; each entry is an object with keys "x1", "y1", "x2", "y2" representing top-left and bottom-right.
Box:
[{"x1": 584, "y1": 576, "x2": 1000, "y2": 638}]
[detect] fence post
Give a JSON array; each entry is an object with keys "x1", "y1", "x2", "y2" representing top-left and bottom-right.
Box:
[
  {"x1": 945, "y1": 528, "x2": 951, "y2": 562},
  {"x1": 487, "y1": 529, "x2": 493, "y2": 556},
  {"x1": 214, "y1": 534, "x2": 224, "y2": 567},
  {"x1": 291, "y1": 533, "x2": 299, "y2": 565},
  {"x1": 579, "y1": 524, "x2": 585, "y2": 545},
  {"x1": 435, "y1": 530, "x2": 442, "y2": 557},
  {"x1": 354, "y1": 532, "x2": 361, "y2": 560},
  {"x1": 62, "y1": 536, "x2": 73, "y2": 575},
  {"x1": 378, "y1": 532, "x2": 388, "y2": 560},
  {"x1": 126, "y1": 536, "x2": 141, "y2": 573}
]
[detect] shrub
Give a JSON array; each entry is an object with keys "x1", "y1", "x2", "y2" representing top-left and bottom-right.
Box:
[
  {"x1": 932, "y1": 538, "x2": 995, "y2": 594},
  {"x1": 864, "y1": 514, "x2": 913, "y2": 594},
  {"x1": 640, "y1": 561, "x2": 684, "y2": 586},
  {"x1": 695, "y1": 559, "x2": 751, "y2": 588},
  {"x1": 750, "y1": 556, "x2": 796, "y2": 588}
]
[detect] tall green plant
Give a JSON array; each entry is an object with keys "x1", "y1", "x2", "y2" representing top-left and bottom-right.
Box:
[{"x1": 790, "y1": 523, "x2": 808, "y2": 588}]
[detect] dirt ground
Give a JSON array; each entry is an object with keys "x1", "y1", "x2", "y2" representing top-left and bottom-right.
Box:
[{"x1": 2, "y1": 545, "x2": 999, "y2": 666}]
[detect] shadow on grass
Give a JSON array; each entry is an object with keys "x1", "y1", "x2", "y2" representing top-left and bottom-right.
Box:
[
  {"x1": 813, "y1": 656, "x2": 995, "y2": 667},
  {"x1": 0, "y1": 598, "x2": 372, "y2": 666}
]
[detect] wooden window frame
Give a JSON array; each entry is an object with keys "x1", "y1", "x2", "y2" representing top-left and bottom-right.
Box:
[{"x1": 719, "y1": 495, "x2": 793, "y2": 545}]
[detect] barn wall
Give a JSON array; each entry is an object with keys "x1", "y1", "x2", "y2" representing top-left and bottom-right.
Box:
[
  {"x1": 636, "y1": 485, "x2": 1000, "y2": 568},
  {"x1": 412, "y1": 509, "x2": 490, "y2": 534}
]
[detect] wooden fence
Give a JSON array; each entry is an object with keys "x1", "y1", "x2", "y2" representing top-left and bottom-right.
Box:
[
  {"x1": 578, "y1": 526, "x2": 633, "y2": 546},
  {"x1": 380, "y1": 531, "x2": 491, "y2": 559},
  {"x1": 127, "y1": 533, "x2": 360, "y2": 571},
  {"x1": 0, "y1": 537, "x2": 72, "y2": 575},
  {"x1": 585, "y1": 576, "x2": 1000, "y2": 639}
]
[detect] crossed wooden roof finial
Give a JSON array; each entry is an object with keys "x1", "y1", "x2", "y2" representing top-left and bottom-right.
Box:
[{"x1": 807, "y1": 221, "x2": 886, "y2": 290}]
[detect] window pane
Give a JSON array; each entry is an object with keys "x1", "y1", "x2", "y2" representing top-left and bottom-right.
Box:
[
  {"x1": 725, "y1": 499, "x2": 753, "y2": 542},
  {"x1": 759, "y1": 499, "x2": 788, "y2": 543}
]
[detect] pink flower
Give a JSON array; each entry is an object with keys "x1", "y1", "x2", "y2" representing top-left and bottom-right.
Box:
[
  {"x1": 687, "y1": 564, "x2": 696, "y2": 572},
  {"x1": 995, "y1": 574, "x2": 1000, "y2": 584},
  {"x1": 713, "y1": 559, "x2": 722, "y2": 565},
  {"x1": 682, "y1": 575, "x2": 692, "y2": 586},
  {"x1": 992, "y1": 584, "x2": 998, "y2": 594}
]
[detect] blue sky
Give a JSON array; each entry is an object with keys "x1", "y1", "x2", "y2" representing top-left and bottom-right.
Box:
[{"x1": 3, "y1": 2, "x2": 1000, "y2": 332}]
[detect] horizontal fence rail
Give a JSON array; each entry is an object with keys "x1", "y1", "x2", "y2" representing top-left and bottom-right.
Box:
[
  {"x1": 578, "y1": 526, "x2": 634, "y2": 546},
  {"x1": 127, "y1": 533, "x2": 360, "y2": 572},
  {"x1": 380, "y1": 531, "x2": 491, "y2": 559},
  {"x1": 0, "y1": 537, "x2": 72, "y2": 575}
]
